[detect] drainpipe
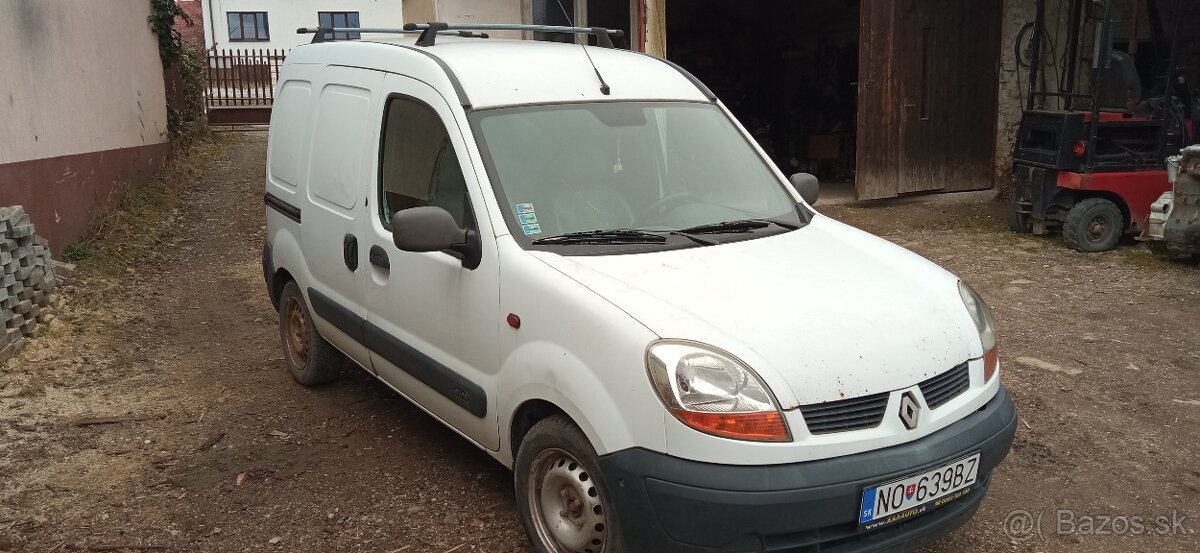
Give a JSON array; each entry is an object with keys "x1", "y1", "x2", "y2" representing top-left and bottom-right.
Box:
[{"x1": 207, "y1": 0, "x2": 219, "y2": 49}]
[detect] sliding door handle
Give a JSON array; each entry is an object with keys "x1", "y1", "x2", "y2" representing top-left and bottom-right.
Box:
[
  {"x1": 369, "y1": 245, "x2": 390, "y2": 270},
  {"x1": 343, "y1": 234, "x2": 358, "y2": 271}
]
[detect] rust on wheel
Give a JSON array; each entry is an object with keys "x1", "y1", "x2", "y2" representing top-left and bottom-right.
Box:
[
  {"x1": 1087, "y1": 217, "x2": 1108, "y2": 242},
  {"x1": 284, "y1": 296, "x2": 310, "y2": 369},
  {"x1": 528, "y1": 448, "x2": 608, "y2": 553}
]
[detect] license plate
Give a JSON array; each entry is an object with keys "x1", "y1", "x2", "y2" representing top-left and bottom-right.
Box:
[{"x1": 858, "y1": 453, "x2": 980, "y2": 531}]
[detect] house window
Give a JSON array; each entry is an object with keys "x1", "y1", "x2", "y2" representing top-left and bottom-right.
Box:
[
  {"x1": 227, "y1": 12, "x2": 269, "y2": 41},
  {"x1": 319, "y1": 12, "x2": 362, "y2": 40}
]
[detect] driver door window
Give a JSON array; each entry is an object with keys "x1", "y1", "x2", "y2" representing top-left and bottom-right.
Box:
[{"x1": 379, "y1": 96, "x2": 473, "y2": 230}]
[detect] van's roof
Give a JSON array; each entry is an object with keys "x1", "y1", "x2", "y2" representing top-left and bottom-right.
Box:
[{"x1": 284, "y1": 37, "x2": 714, "y2": 110}]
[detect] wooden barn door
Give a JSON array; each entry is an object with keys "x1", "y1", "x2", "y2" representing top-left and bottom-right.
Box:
[{"x1": 856, "y1": 0, "x2": 1003, "y2": 200}]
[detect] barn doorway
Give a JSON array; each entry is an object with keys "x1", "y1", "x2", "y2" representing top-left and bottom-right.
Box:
[
  {"x1": 665, "y1": 0, "x2": 1003, "y2": 200},
  {"x1": 666, "y1": 1, "x2": 861, "y2": 194}
]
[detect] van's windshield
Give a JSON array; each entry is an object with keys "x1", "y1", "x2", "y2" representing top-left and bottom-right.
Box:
[{"x1": 471, "y1": 102, "x2": 806, "y2": 250}]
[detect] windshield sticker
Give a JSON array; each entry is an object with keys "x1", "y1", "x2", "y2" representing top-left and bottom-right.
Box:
[
  {"x1": 518, "y1": 213, "x2": 538, "y2": 225},
  {"x1": 515, "y1": 202, "x2": 535, "y2": 214},
  {"x1": 522, "y1": 223, "x2": 542, "y2": 235}
]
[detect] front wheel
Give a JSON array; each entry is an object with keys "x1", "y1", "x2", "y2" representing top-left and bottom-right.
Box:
[
  {"x1": 1063, "y1": 197, "x2": 1124, "y2": 252},
  {"x1": 515, "y1": 416, "x2": 624, "y2": 553}
]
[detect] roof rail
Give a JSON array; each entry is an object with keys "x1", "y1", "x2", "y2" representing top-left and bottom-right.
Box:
[
  {"x1": 402, "y1": 22, "x2": 623, "y2": 48},
  {"x1": 296, "y1": 27, "x2": 489, "y2": 44}
]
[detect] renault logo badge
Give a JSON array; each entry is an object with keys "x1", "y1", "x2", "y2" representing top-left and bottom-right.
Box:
[{"x1": 899, "y1": 392, "x2": 920, "y2": 430}]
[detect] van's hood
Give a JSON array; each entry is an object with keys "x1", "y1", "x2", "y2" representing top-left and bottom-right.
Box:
[{"x1": 529, "y1": 216, "x2": 982, "y2": 408}]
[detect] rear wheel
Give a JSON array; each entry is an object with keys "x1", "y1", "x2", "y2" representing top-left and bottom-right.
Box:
[
  {"x1": 278, "y1": 282, "x2": 342, "y2": 385},
  {"x1": 1063, "y1": 198, "x2": 1123, "y2": 252},
  {"x1": 515, "y1": 416, "x2": 624, "y2": 553}
]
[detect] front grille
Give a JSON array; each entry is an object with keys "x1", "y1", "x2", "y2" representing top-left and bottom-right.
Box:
[
  {"x1": 799, "y1": 392, "x2": 889, "y2": 435},
  {"x1": 918, "y1": 362, "x2": 971, "y2": 409}
]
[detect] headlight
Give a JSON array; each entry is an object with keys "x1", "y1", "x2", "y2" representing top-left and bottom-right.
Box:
[
  {"x1": 646, "y1": 341, "x2": 789, "y2": 442},
  {"x1": 959, "y1": 281, "x2": 999, "y2": 381}
]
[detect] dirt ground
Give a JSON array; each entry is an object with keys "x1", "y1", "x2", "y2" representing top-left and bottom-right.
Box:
[{"x1": 1, "y1": 133, "x2": 1197, "y2": 553}]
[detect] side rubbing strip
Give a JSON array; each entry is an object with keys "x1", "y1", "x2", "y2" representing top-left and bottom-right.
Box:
[
  {"x1": 306, "y1": 287, "x2": 365, "y2": 344},
  {"x1": 364, "y1": 323, "x2": 488, "y2": 417},
  {"x1": 393, "y1": 45, "x2": 473, "y2": 109},
  {"x1": 265, "y1": 194, "x2": 302, "y2": 223},
  {"x1": 305, "y1": 287, "x2": 487, "y2": 418}
]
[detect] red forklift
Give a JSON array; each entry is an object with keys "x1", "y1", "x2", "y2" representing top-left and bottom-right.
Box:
[{"x1": 1009, "y1": 0, "x2": 1197, "y2": 251}]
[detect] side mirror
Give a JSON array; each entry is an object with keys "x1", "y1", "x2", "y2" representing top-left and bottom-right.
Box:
[
  {"x1": 789, "y1": 173, "x2": 820, "y2": 206},
  {"x1": 391, "y1": 206, "x2": 481, "y2": 269}
]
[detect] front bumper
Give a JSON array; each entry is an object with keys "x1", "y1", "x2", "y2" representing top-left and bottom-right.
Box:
[{"x1": 598, "y1": 387, "x2": 1018, "y2": 552}]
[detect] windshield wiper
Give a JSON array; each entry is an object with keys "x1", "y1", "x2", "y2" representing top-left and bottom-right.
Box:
[
  {"x1": 532, "y1": 229, "x2": 668, "y2": 245},
  {"x1": 677, "y1": 218, "x2": 799, "y2": 235}
]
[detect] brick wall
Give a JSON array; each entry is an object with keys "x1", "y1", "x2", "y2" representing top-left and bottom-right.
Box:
[{"x1": 176, "y1": 0, "x2": 206, "y2": 50}]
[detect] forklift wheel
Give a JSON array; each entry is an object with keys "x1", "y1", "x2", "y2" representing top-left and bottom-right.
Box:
[
  {"x1": 1007, "y1": 197, "x2": 1033, "y2": 233},
  {"x1": 1063, "y1": 198, "x2": 1123, "y2": 252}
]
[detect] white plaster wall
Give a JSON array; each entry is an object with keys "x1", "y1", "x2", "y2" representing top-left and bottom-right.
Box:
[
  {"x1": 436, "y1": 0, "x2": 522, "y2": 39},
  {"x1": 201, "y1": 0, "x2": 406, "y2": 50},
  {"x1": 436, "y1": 0, "x2": 522, "y2": 26},
  {"x1": 0, "y1": 0, "x2": 168, "y2": 164}
]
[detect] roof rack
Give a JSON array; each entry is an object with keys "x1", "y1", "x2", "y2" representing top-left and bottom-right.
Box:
[
  {"x1": 296, "y1": 27, "x2": 490, "y2": 44},
  {"x1": 402, "y1": 22, "x2": 623, "y2": 48}
]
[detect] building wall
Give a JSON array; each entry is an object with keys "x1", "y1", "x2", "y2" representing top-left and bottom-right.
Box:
[
  {"x1": 436, "y1": 0, "x2": 522, "y2": 26},
  {"x1": 404, "y1": 0, "x2": 523, "y2": 39},
  {"x1": 403, "y1": 0, "x2": 439, "y2": 26},
  {"x1": 0, "y1": 0, "x2": 169, "y2": 254},
  {"x1": 405, "y1": 1, "x2": 638, "y2": 48},
  {"x1": 644, "y1": 0, "x2": 665, "y2": 56},
  {"x1": 201, "y1": 0, "x2": 407, "y2": 50}
]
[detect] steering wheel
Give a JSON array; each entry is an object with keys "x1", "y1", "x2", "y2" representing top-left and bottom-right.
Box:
[{"x1": 637, "y1": 193, "x2": 699, "y2": 223}]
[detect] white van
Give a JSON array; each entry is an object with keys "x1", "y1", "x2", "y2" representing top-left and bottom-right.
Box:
[{"x1": 264, "y1": 23, "x2": 1016, "y2": 553}]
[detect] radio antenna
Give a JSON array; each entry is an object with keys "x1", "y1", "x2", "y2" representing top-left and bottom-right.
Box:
[{"x1": 553, "y1": 0, "x2": 611, "y2": 95}]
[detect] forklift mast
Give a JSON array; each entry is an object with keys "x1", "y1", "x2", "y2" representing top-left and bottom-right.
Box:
[{"x1": 1024, "y1": 0, "x2": 1194, "y2": 169}]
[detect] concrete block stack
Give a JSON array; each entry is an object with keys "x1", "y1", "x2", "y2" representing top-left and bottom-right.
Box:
[{"x1": 0, "y1": 206, "x2": 59, "y2": 363}]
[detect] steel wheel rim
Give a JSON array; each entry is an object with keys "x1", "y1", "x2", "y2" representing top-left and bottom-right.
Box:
[
  {"x1": 284, "y1": 297, "x2": 310, "y2": 369},
  {"x1": 527, "y1": 448, "x2": 607, "y2": 553},
  {"x1": 1087, "y1": 215, "x2": 1109, "y2": 243}
]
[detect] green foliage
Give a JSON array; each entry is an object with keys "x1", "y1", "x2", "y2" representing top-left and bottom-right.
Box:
[
  {"x1": 147, "y1": 0, "x2": 206, "y2": 136},
  {"x1": 147, "y1": 0, "x2": 191, "y2": 66},
  {"x1": 167, "y1": 48, "x2": 208, "y2": 137}
]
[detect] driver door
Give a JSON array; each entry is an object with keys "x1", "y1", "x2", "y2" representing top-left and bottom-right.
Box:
[{"x1": 363, "y1": 74, "x2": 500, "y2": 451}]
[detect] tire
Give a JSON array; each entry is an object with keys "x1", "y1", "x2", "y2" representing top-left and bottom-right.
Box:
[
  {"x1": 515, "y1": 416, "x2": 624, "y2": 553},
  {"x1": 1007, "y1": 196, "x2": 1033, "y2": 233},
  {"x1": 1063, "y1": 197, "x2": 1124, "y2": 252},
  {"x1": 278, "y1": 281, "x2": 343, "y2": 386}
]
